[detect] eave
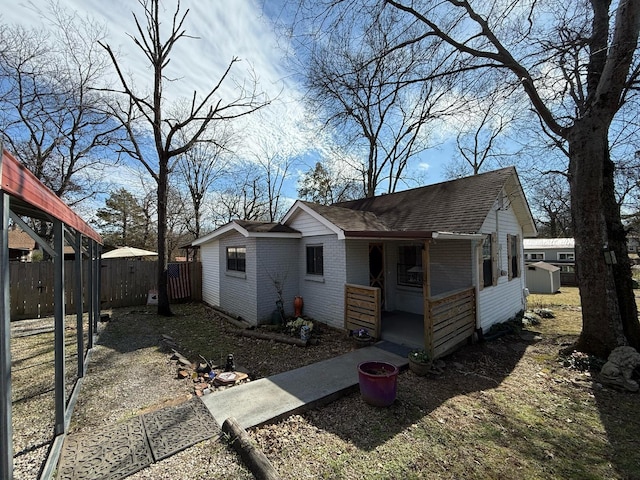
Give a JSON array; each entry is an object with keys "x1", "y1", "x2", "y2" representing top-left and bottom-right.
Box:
[{"x1": 1, "y1": 149, "x2": 102, "y2": 244}]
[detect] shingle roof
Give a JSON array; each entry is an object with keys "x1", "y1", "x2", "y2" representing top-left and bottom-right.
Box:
[
  {"x1": 8, "y1": 229, "x2": 36, "y2": 251},
  {"x1": 298, "y1": 202, "x2": 391, "y2": 232},
  {"x1": 333, "y1": 167, "x2": 518, "y2": 234},
  {"x1": 234, "y1": 220, "x2": 300, "y2": 234}
]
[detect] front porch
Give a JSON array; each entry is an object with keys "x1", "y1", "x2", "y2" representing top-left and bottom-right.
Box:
[{"x1": 344, "y1": 284, "x2": 477, "y2": 359}]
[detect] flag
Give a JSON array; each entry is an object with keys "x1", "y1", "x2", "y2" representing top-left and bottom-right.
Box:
[{"x1": 167, "y1": 262, "x2": 191, "y2": 300}]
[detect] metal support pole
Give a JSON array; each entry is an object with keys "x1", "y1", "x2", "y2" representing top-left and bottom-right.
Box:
[
  {"x1": 94, "y1": 243, "x2": 101, "y2": 331},
  {"x1": 75, "y1": 232, "x2": 84, "y2": 378},
  {"x1": 53, "y1": 219, "x2": 65, "y2": 435},
  {"x1": 0, "y1": 193, "x2": 13, "y2": 480},
  {"x1": 87, "y1": 240, "x2": 94, "y2": 348}
]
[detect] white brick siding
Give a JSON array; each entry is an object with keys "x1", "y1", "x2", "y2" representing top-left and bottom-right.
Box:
[
  {"x1": 218, "y1": 232, "x2": 257, "y2": 323},
  {"x1": 297, "y1": 234, "x2": 346, "y2": 329},
  {"x1": 255, "y1": 238, "x2": 301, "y2": 323}
]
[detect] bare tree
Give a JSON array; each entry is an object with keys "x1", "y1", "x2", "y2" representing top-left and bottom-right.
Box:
[
  {"x1": 100, "y1": 0, "x2": 268, "y2": 315},
  {"x1": 0, "y1": 5, "x2": 121, "y2": 207},
  {"x1": 375, "y1": 0, "x2": 640, "y2": 357},
  {"x1": 306, "y1": 8, "x2": 452, "y2": 197},
  {"x1": 530, "y1": 175, "x2": 573, "y2": 238},
  {"x1": 211, "y1": 164, "x2": 270, "y2": 225},
  {"x1": 176, "y1": 122, "x2": 234, "y2": 238}
]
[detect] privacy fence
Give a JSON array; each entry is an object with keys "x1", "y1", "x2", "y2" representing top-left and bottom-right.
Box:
[{"x1": 9, "y1": 259, "x2": 202, "y2": 320}]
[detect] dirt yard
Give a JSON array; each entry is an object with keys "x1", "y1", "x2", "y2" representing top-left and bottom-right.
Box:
[{"x1": 11, "y1": 288, "x2": 640, "y2": 479}]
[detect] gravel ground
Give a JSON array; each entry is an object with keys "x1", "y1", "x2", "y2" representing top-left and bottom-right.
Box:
[{"x1": 10, "y1": 303, "x2": 354, "y2": 479}]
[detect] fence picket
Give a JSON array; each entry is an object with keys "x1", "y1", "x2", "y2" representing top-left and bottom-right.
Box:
[{"x1": 9, "y1": 259, "x2": 202, "y2": 320}]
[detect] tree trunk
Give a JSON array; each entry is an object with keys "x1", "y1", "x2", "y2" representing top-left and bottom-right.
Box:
[
  {"x1": 602, "y1": 149, "x2": 640, "y2": 347},
  {"x1": 157, "y1": 159, "x2": 173, "y2": 316},
  {"x1": 569, "y1": 119, "x2": 639, "y2": 357}
]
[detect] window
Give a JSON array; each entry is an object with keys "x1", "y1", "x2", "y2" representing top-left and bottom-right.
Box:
[
  {"x1": 226, "y1": 246, "x2": 246, "y2": 272},
  {"x1": 480, "y1": 233, "x2": 497, "y2": 289},
  {"x1": 526, "y1": 252, "x2": 544, "y2": 260},
  {"x1": 558, "y1": 252, "x2": 574, "y2": 261},
  {"x1": 508, "y1": 234, "x2": 520, "y2": 280},
  {"x1": 306, "y1": 245, "x2": 323, "y2": 275},
  {"x1": 397, "y1": 245, "x2": 422, "y2": 287},
  {"x1": 482, "y1": 236, "x2": 493, "y2": 287}
]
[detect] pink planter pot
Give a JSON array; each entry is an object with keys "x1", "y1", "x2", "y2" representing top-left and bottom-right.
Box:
[{"x1": 357, "y1": 361, "x2": 399, "y2": 407}]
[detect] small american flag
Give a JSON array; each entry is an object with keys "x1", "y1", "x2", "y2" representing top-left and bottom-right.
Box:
[{"x1": 167, "y1": 263, "x2": 191, "y2": 300}]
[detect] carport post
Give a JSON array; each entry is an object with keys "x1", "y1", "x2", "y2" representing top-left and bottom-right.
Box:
[
  {"x1": 0, "y1": 193, "x2": 13, "y2": 479},
  {"x1": 53, "y1": 219, "x2": 66, "y2": 435},
  {"x1": 75, "y1": 231, "x2": 84, "y2": 378},
  {"x1": 87, "y1": 240, "x2": 94, "y2": 347}
]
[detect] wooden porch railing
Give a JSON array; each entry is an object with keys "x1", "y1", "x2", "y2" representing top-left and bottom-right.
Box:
[
  {"x1": 344, "y1": 283, "x2": 381, "y2": 338},
  {"x1": 425, "y1": 287, "x2": 476, "y2": 359}
]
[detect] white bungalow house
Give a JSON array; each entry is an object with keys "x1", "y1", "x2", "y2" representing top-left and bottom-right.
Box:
[{"x1": 194, "y1": 167, "x2": 537, "y2": 358}]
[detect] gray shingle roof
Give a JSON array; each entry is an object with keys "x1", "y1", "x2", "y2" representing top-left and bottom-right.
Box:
[
  {"x1": 234, "y1": 220, "x2": 299, "y2": 234},
  {"x1": 332, "y1": 167, "x2": 518, "y2": 234}
]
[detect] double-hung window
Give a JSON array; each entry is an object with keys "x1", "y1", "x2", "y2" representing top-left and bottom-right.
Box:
[
  {"x1": 306, "y1": 245, "x2": 323, "y2": 275},
  {"x1": 227, "y1": 246, "x2": 246, "y2": 272},
  {"x1": 480, "y1": 233, "x2": 497, "y2": 288},
  {"x1": 397, "y1": 245, "x2": 422, "y2": 287}
]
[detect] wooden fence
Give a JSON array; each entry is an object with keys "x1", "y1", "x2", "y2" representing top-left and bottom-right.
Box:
[
  {"x1": 9, "y1": 259, "x2": 202, "y2": 320},
  {"x1": 426, "y1": 287, "x2": 476, "y2": 359},
  {"x1": 344, "y1": 283, "x2": 381, "y2": 338}
]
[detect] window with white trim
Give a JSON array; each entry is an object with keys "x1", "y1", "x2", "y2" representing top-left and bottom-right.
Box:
[
  {"x1": 306, "y1": 245, "x2": 324, "y2": 275},
  {"x1": 397, "y1": 245, "x2": 423, "y2": 287},
  {"x1": 226, "y1": 246, "x2": 246, "y2": 272},
  {"x1": 558, "y1": 252, "x2": 574, "y2": 261},
  {"x1": 508, "y1": 234, "x2": 520, "y2": 279}
]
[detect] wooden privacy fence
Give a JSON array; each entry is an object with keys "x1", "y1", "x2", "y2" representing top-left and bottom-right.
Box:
[
  {"x1": 425, "y1": 287, "x2": 476, "y2": 359},
  {"x1": 344, "y1": 283, "x2": 381, "y2": 338},
  {"x1": 9, "y1": 259, "x2": 202, "y2": 319}
]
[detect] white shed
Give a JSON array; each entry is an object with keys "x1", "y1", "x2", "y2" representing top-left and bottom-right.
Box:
[{"x1": 526, "y1": 261, "x2": 561, "y2": 294}]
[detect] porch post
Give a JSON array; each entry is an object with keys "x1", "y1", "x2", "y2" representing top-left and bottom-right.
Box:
[{"x1": 423, "y1": 239, "x2": 434, "y2": 357}]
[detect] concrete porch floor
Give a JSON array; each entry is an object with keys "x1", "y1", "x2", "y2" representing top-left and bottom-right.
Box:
[{"x1": 380, "y1": 311, "x2": 424, "y2": 349}]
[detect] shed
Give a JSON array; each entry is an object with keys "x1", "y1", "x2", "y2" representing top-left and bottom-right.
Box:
[{"x1": 526, "y1": 261, "x2": 561, "y2": 294}]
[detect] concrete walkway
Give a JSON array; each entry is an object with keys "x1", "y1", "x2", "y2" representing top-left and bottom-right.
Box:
[{"x1": 201, "y1": 345, "x2": 408, "y2": 429}]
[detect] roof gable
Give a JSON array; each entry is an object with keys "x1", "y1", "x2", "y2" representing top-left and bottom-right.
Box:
[{"x1": 193, "y1": 220, "x2": 300, "y2": 246}]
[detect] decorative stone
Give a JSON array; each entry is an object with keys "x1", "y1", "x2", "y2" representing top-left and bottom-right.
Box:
[
  {"x1": 534, "y1": 308, "x2": 555, "y2": 319},
  {"x1": 599, "y1": 346, "x2": 640, "y2": 392}
]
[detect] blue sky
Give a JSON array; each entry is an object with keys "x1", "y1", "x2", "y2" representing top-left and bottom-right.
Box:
[{"x1": 1, "y1": 0, "x2": 455, "y2": 204}]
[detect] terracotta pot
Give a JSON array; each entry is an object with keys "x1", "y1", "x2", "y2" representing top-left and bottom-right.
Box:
[
  {"x1": 293, "y1": 296, "x2": 303, "y2": 317},
  {"x1": 357, "y1": 361, "x2": 399, "y2": 407}
]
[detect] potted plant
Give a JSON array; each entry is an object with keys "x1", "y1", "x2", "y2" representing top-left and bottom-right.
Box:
[
  {"x1": 351, "y1": 328, "x2": 373, "y2": 348},
  {"x1": 357, "y1": 361, "x2": 399, "y2": 407},
  {"x1": 408, "y1": 349, "x2": 432, "y2": 376}
]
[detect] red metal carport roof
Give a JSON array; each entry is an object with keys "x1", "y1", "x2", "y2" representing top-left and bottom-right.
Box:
[{"x1": 0, "y1": 149, "x2": 102, "y2": 244}]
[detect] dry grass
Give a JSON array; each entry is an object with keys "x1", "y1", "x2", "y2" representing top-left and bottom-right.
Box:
[
  {"x1": 11, "y1": 296, "x2": 640, "y2": 479},
  {"x1": 527, "y1": 287, "x2": 583, "y2": 336}
]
